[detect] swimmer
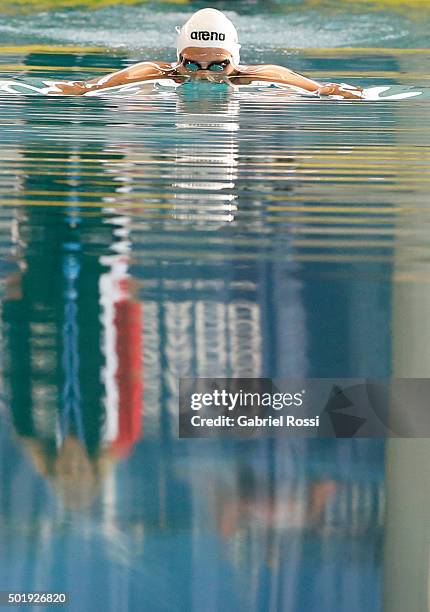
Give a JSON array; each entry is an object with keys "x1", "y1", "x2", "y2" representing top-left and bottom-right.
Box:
[{"x1": 53, "y1": 8, "x2": 364, "y2": 99}]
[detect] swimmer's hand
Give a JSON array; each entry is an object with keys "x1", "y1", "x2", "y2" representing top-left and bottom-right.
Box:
[
  {"x1": 45, "y1": 81, "x2": 87, "y2": 96},
  {"x1": 317, "y1": 83, "x2": 364, "y2": 100}
]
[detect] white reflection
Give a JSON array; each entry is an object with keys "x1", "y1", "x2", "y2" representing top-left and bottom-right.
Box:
[{"x1": 172, "y1": 92, "x2": 240, "y2": 224}]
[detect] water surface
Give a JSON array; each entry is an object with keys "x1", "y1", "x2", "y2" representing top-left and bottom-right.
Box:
[{"x1": 0, "y1": 2, "x2": 429, "y2": 610}]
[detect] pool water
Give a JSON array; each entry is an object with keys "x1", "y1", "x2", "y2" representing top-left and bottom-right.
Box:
[{"x1": 0, "y1": 2, "x2": 429, "y2": 611}]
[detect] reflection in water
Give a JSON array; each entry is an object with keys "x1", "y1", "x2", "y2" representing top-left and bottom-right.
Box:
[
  {"x1": 0, "y1": 46, "x2": 419, "y2": 611},
  {"x1": 2, "y1": 143, "x2": 143, "y2": 510}
]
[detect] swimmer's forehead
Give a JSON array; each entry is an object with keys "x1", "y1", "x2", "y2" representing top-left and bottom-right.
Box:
[{"x1": 179, "y1": 47, "x2": 232, "y2": 61}]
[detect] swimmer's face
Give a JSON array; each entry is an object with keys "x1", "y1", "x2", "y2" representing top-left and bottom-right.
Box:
[{"x1": 177, "y1": 47, "x2": 236, "y2": 78}]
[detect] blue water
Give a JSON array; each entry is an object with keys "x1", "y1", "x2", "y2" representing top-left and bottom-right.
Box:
[
  {"x1": 0, "y1": 1, "x2": 429, "y2": 611},
  {"x1": 1, "y1": 2, "x2": 430, "y2": 49}
]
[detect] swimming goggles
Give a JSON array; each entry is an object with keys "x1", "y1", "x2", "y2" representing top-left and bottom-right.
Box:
[{"x1": 179, "y1": 56, "x2": 231, "y2": 73}]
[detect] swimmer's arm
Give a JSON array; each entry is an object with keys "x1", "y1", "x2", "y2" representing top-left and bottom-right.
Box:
[
  {"x1": 233, "y1": 65, "x2": 363, "y2": 99},
  {"x1": 234, "y1": 65, "x2": 321, "y2": 91},
  {"x1": 49, "y1": 61, "x2": 177, "y2": 95}
]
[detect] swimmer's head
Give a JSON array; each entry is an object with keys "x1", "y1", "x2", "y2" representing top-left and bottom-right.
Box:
[{"x1": 176, "y1": 8, "x2": 241, "y2": 68}]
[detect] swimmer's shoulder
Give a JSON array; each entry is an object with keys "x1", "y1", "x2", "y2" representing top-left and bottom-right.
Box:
[
  {"x1": 229, "y1": 64, "x2": 277, "y2": 85},
  {"x1": 229, "y1": 63, "x2": 306, "y2": 86},
  {"x1": 236, "y1": 64, "x2": 296, "y2": 75},
  {"x1": 126, "y1": 60, "x2": 178, "y2": 78}
]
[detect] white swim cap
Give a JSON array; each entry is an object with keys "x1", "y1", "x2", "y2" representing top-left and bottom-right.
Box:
[{"x1": 176, "y1": 8, "x2": 241, "y2": 67}]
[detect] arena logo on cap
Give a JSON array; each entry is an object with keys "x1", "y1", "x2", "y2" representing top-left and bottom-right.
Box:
[{"x1": 191, "y1": 31, "x2": 226, "y2": 42}]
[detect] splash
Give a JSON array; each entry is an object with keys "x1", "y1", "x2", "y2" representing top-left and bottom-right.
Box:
[{"x1": 0, "y1": 77, "x2": 423, "y2": 101}]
